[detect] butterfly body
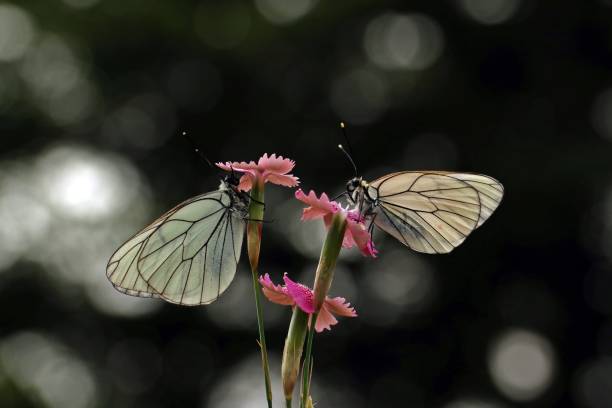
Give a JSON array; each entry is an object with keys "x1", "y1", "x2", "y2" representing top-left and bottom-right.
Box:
[
  {"x1": 346, "y1": 171, "x2": 504, "y2": 254},
  {"x1": 107, "y1": 174, "x2": 249, "y2": 306}
]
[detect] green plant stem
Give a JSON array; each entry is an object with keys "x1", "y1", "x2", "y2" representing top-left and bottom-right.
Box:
[
  {"x1": 251, "y1": 266, "x2": 272, "y2": 408},
  {"x1": 282, "y1": 307, "x2": 309, "y2": 406},
  {"x1": 300, "y1": 312, "x2": 318, "y2": 408},
  {"x1": 247, "y1": 180, "x2": 272, "y2": 408},
  {"x1": 299, "y1": 213, "x2": 347, "y2": 408}
]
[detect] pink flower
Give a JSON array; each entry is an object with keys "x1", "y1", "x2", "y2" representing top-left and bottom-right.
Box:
[
  {"x1": 259, "y1": 273, "x2": 357, "y2": 332},
  {"x1": 295, "y1": 189, "x2": 378, "y2": 258},
  {"x1": 216, "y1": 153, "x2": 299, "y2": 192}
]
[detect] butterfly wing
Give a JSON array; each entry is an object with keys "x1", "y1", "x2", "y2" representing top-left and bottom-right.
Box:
[
  {"x1": 107, "y1": 189, "x2": 246, "y2": 305},
  {"x1": 445, "y1": 172, "x2": 505, "y2": 227},
  {"x1": 106, "y1": 201, "x2": 184, "y2": 299},
  {"x1": 368, "y1": 172, "x2": 503, "y2": 254}
]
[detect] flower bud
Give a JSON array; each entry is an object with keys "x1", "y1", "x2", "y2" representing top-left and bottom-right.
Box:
[
  {"x1": 281, "y1": 307, "x2": 309, "y2": 400},
  {"x1": 312, "y1": 212, "x2": 347, "y2": 311},
  {"x1": 247, "y1": 178, "x2": 265, "y2": 270}
]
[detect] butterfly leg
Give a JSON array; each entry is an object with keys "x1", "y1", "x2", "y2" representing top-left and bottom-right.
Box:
[
  {"x1": 367, "y1": 211, "x2": 377, "y2": 241},
  {"x1": 239, "y1": 191, "x2": 266, "y2": 208},
  {"x1": 243, "y1": 217, "x2": 274, "y2": 224},
  {"x1": 331, "y1": 191, "x2": 350, "y2": 202}
]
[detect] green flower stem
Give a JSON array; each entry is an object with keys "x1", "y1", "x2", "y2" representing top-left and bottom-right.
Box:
[
  {"x1": 247, "y1": 180, "x2": 273, "y2": 408},
  {"x1": 282, "y1": 307, "x2": 309, "y2": 407},
  {"x1": 300, "y1": 213, "x2": 347, "y2": 408},
  {"x1": 299, "y1": 312, "x2": 318, "y2": 408}
]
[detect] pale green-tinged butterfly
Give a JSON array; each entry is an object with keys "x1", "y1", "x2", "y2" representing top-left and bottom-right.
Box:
[
  {"x1": 106, "y1": 172, "x2": 249, "y2": 305},
  {"x1": 339, "y1": 124, "x2": 503, "y2": 254},
  {"x1": 345, "y1": 171, "x2": 503, "y2": 254}
]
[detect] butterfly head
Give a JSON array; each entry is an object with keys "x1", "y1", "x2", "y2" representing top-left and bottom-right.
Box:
[
  {"x1": 347, "y1": 176, "x2": 371, "y2": 204},
  {"x1": 346, "y1": 177, "x2": 362, "y2": 193},
  {"x1": 221, "y1": 172, "x2": 241, "y2": 191}
]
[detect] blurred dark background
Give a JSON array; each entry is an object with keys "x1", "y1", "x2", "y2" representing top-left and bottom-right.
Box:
[{"x1": 1, "y1": 0, "x2": 612, "y2": 407}]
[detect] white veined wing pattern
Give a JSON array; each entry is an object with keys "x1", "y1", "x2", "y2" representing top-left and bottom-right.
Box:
[
  {"x1": 367, "y1": 171, "x2": 503, "y2": 254},
  {"x1": 106, "y1": 187, "x2": 247, "y2": 306}
]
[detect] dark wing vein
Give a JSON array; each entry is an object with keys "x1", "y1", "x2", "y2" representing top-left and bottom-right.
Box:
[
  {"x1": 369, "y1": 172, "x2": 499, "y2": 254},
  {"x1": 106, "y1": 189, "x2": 246, "y2": 304},
  {"x1": 136, "y1": 190, "x2": 245, "y2": 306}
]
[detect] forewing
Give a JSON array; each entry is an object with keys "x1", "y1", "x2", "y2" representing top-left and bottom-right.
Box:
[
  {"x1": 106, "y1": 202, "x2": 183, "y2": 298},
  {"x1": 370, "y1": 172, "x2": 502, "y2": 254},
  {"x1": 443, "y1": 172, "x2": 504, "y2": 227},
  {"x1": 136, "y1": 190, "x2": 246, "y2": 306}
]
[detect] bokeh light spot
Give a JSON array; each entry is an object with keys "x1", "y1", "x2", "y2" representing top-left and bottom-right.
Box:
[
  {"x1": 206, "y1": 267, "x2": 284, "y2": 329},
  {"x1": 37, "y1": 145, "x2": 140, "y2": 221},
  {"x1": 0, "y1": 163, "x2": 51, "y2": 272},
  {"x1": 205, "y1": 353, "x2": 284, "y2": 407},
  {"x1": 574, "y1": 357, "x2": 612, "y2": 408},
  {"x1": 20, "y1": 34, "x2": 97, "y2": 125},
  {"x1": 85, "y1": 271, "x2": 162, "y2": 318},
  {"x1": 444, "y1": 398, "x2": 508, "y2": 408},
  {"x1": 0, "y1": 332, "x2": 98, "y2": 408},
  {"x1": 0, "y1": 4, "x2": 36, "y2": 62},
  {"x1": 271, "y1": 195, "x2": 329, "y2": 259},
  {"x1": 488, "y1": 329, "x2": 555, "y2": 401},
  {"x1": 361, "y1": 249, "x2": 435, "y2": 326},
  {"x1": 255, "y1": 0, "x2": 317, "y2": 25},
  {"x1": 457, "y1": 0, "x2": 521, "y2": 25},
  {"x1": 364, "y1": 12, "x2": 444, "y2": 70},
  {"x1": 102, "y1": 93, "x2": 176, "y2": 150},
  {"x1": 365, "y1": 250, "x2": 434, "y2": 306},
  {"x1": 61, "y1": 0, "x2": 100, "y2": 9}
]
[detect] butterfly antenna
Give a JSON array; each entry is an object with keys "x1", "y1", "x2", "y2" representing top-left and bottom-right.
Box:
[
  {"x1": 338, "y1": 144, "x2": 358, "y2": 176},
  {"x1": 182, "y1": 131, "x2": 214, "y2": 169},
  {"x1": 338, "y1": 122, "x2": 358, "y2": 176},
  {"x1": 339, "y1": 121, "x2": 355, "y2": 156}
]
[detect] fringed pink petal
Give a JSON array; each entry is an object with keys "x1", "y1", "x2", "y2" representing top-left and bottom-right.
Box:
[
  {"x1": 341, "y1": 226, "x2": 358, "y2": 249},
  {"x1": 295, "y1": 189, "x2": 340, "y2": 221},
  {"x1": 237, "y1": 173, "x2": 254, "y2": 192},
  {"x1": 324, "y1": 296, "x2": 357, "y2": 317},
  {"x1": 346, "y1": 218, "x2": 378, "y2": 258},
  {"x1": 346, "y1": 209, "x2": 365, "y2": 227},
  {"x1": 215, "y1": 162, "x2": 257, "y2": 192},
  {"x1": 314, "y1": 303, "x2": 339, "y2": 332},
  {"x1": 217, "y1": 154, "x2": 298, "y2": 189},
  {"x1": 259, "y1": 274, "x2": 294, "y2": 306},
  {"x1": 294, "y1": 189, "x2": 378, "y2": 257},
  {"x1": 265, "y1": 173, "x2": 300, "y2": 188},
  {"x1": 260, "y1": 273, "x2": 357, "y2": 331},
  {"x1": 231, "y1": 161, "x2": 260, "y2": 171},
  {"x1": 258, "y1": 153, "x2": 296, "y2": 174},
  {"x1": 313, "y1": 296, "x2": 357, "y2": 331},
  {"x1": 215, "y1": 161, "x2": 259, "y2": 172},
  {"x1": 322, "y1": 213, "x2": 335, "y2": 228},
  {"x1": 364, "y1": 239, "x2": 379, "y2": 257},
  {"x1": 283, "y1": 274, "x2": 315, "y2": 314},
  {"x1": 215, "y1": 162, "x2": 233, "y2": 172}
]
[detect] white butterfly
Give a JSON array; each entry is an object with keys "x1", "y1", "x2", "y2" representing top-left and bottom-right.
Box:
[
  {"x1": 106, "y1": 174, "x2": 249, "y2": 305},
  {"x1": 346, "y1": 171, "x2": 503, "y2": 254}
]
